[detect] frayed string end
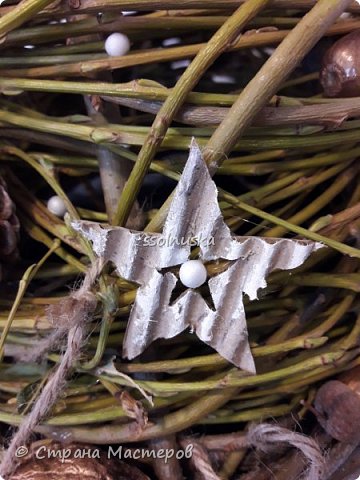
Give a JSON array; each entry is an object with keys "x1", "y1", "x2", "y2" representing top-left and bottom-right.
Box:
[{"x1": 0, "y1": 258, "x2": 104, "y2": 480}]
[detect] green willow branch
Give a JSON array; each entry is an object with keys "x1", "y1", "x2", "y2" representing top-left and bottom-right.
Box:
[
  {"x1": 0, "y1": 0, "x2": 55, "y2": 37},
  {"x1": 5, "y1": 18, "x2": 360, "y2": 78},
  {"x1": 20, "y1": 216, "x2": 86, "y2": 272},
  {"x1": 113, "y1": 0, "x2": 271, "y2": 226},
  {"x1": 1, "y1": 146, "x2": 79, "y2": 219},
  {"x1": 146, "y1": 0, "x2": 354, "y2": 231},
  {"x1": 1, "y1": 113, "x2": 359, "y2": 256},
  {"x1": 0, "y1": 15, "x2": 229, "y2": 46},
  {"x1": 33, "y1": 352, "x2": 345, "y2": 443},
  {"x1": 0, "y1": 30, "x2": 287, "y2": 76},
  {"x1": 0, "y1": 240, "x2": 60, "y2": 360},
  {"x1": 4, "y1": 0, "x2": 360, "y2": 19},
  {"x1": 0, "y1": 74, "x2": 356, "y2": 110},
  {"x1": 204, "y1": 0, "x2": 354, "y2": 169},
  {"x1": 224, "y1": 195, "x2": 360, "y2": 258},
  {"x1": 263, "y1": 166, "x2": 355, "y2": 237}
]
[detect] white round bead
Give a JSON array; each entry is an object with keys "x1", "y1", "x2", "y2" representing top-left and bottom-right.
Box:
[
  {"x1": 47, "y1": 195, "x2": 67, "y2": 217},
  {"x1": 104, "y1": 33, "x2": 131, "y2": 57},
  {"x1": 179, "y1": 260, "x2": 207, "y2": 289}
]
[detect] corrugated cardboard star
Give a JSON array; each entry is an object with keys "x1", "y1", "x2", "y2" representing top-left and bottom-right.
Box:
[{"x1": 74, "y1": 141, "x2": 323, "y2": 373}]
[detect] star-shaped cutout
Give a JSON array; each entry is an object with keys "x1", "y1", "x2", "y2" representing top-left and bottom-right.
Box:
[{"x1": 74, "y1": 140, "x2": 323, "y2": 373}]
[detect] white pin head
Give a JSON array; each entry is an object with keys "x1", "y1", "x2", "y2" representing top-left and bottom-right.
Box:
[
  {"x1": 105, "y1": 33, "x2": 131, "y2": 57},
  {"x1": 47, "y1": 195, "x2": 67, "y2": 217},
  {"x1": 179, "y1": 260, "x2": 207, "y2": 289}
]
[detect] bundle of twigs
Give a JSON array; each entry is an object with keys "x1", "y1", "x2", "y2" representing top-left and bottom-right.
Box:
[{"x1": 0, "y1": 0, "x2": 360, "y2": 479}]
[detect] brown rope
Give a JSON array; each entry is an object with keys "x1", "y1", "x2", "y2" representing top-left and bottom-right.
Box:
[{"x1": 0, "y1": 258, "x2": 104, "y2": 479}]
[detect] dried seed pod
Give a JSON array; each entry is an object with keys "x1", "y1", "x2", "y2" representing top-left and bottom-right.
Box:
[
  {"x1": 338, "y1": 365, "x2": 360, "y2": 396},
  {"x1": 10, "y1": 442, "x2": 149, "y2": 480},
  {"x1": 320, "y1": 30, "x2": 360, "y2": 97},
  {"x1": 314, "y1": 380, "x2": 360, "y2": 444}
]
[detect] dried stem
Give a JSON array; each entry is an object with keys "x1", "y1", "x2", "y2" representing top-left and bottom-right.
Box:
[
  {"x1": 149, "y1": 436, "x2": 184, "y2": 480},
  {"x1": 103, "y1": 96, "x2": 360, "y2": 128}
]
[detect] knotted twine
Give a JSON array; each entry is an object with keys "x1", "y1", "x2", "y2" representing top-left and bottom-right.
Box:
[
  {"x1": 0, "y1": 258, "x2": 104, "y2": 480},
  {"x1": 182, "y1": 423, "x2": 324, "y2": 480},
  {"x1": 247, "y1": 423, "x2": 324, "y2": 480}
]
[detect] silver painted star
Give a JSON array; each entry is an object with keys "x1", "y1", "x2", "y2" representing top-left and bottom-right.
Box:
[{"x1": 74, "y1": 141, "x2": 323, "y2": 373}]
